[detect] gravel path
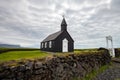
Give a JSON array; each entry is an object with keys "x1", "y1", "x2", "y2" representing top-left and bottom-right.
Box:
[{"x1": 94, "y1": 58, "x2": 120, "y2": 80}]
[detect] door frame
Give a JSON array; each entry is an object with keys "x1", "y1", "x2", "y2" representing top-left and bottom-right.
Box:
[{"x1": 62, "y1": 38, "x2": 68, "y2": 52}]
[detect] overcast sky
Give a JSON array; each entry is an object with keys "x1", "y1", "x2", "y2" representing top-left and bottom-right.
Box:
[{"x1": 0, "y1": 0, "x2": 120, "y2": 49}]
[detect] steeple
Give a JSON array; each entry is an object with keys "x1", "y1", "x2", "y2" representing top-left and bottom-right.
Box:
[{"x1": 61, "y1": 16, "x2": 67, "y2": 31}]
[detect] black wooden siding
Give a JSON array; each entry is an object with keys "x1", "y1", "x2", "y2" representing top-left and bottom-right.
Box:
[{"x1": 41, "y1": 31, "x2": 74, "y2": 52}]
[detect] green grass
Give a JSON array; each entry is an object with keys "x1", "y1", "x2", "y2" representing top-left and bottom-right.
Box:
[
  {"x1": 82, "y1": 65, "x2": 109, "y2": 80},
  {"x1": 0, "y1": 50, "x2": 51, "y2": 62},
  {"x1": 0, "y1": 48, "x2": 101, "y2": 62},
  {"x1": 0, "y1": 48, "x2": 107, "y2": 63},
  {"x1": 74, "y1": 48, "x2": 98, "y2": 53},
  {"x1": 73, "y1": 65, "x2": 109, "y2": 80}
]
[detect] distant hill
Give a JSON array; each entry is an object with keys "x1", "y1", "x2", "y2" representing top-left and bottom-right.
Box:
[{"x1": 0, "y1": 44, "x2": 21, "y2": 48}]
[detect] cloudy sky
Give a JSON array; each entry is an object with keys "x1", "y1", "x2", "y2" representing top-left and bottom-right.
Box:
[{"x1": 0, "y1": 0, "x2": 120, "y2": 49}]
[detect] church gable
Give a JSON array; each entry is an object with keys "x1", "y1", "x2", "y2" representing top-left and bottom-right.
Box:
[
  {"x1": 63, "y1": 31, "x2": 74, "y2": 42},
  {"x1": 57, "y1": 31, "x2": 74, "y2": 42}
]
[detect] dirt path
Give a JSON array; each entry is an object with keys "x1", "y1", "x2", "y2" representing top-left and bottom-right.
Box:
[{"x1": 93, "y1": 58, "x2": 120, "y2": 80}]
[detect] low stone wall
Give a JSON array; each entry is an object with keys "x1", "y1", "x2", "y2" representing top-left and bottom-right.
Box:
[{"x1": 0, "y1": 51, "x2": 111, "y2": 80}]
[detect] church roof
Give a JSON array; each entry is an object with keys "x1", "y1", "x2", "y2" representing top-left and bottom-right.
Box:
[
  {"x1": 42, "y1": 31, "x2": 62, "y2": 42},
  {"x1": 61, "y1": 17, "x2": 67, "y2": 26}
]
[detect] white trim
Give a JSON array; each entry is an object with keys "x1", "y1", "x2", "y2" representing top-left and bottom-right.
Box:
[
  {"x1": 41, "y1": 43, "x2": 43, "y2": 48},
  {"x1": 45, "y1": 42, "x2": 47, "y2": 48},
  {"x1": 49, "y1": 41, "x2": 52, "y2": 48}
]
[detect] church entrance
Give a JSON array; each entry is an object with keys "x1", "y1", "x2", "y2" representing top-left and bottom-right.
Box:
[{"x1": 62, "y1": 38, "x2": 68, "y2": 52}]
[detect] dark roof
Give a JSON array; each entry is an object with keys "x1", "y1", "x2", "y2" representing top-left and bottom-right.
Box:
[
  {"x1": 42, "y1": 31, "x2": 62, "y2": 42},
  {"x1": 61, "y1": 17, "x2": 67, "y2": 26}
]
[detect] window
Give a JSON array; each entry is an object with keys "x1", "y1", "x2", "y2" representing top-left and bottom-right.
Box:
[
  {"x1": 42, "y1": 43, "x2": 44, "y2": 48},
  {"x1": 45, "y1": 42, "x2": 47, "y2": 48},
  {"x1": 49, "y1": 41, "x2": 52, "y2": 48}
]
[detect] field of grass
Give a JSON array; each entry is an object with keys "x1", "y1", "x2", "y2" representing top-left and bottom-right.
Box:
[
  {"x1": 0, "y1": 49, "x2": 52, "y2": 62},
  {"x1": 74, "y1": 48, "x2": 98, "y2": 53},
  {"x1": 0, "y1": 48, "x2": 104, "y2": 62}
]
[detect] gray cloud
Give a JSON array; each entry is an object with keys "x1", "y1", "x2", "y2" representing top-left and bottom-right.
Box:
[{"x1": 0, "y1": 0, "x2": 120, "y2": 48}]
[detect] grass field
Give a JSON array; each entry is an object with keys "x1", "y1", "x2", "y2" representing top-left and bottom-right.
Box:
[
  {"x1": 0, "y1": 49, "x2": 52, "y2": 62},
  {"x1": 0, "y1": 48, "x2": 100, "y2": 62}
]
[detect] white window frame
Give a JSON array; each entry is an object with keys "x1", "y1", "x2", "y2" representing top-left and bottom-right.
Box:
[
  {"x1": 45, "y1": 42, "x2": 47, "y2": 48},
  {"x1": 49, "y1": 41, "x2": 52, "y2": 48},
  {"x1": 42, "y1": 43, "x2": 44, "y2": 48}
]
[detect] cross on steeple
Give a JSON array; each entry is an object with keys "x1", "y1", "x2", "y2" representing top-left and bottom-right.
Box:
[{"x1": 62, "y1": 15, "x2": 65, "y2": 18}]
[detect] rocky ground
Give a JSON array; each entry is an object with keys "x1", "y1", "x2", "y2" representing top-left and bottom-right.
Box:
[{"x1": 94, "y1": 58, "x2": 120, "y2": 80}]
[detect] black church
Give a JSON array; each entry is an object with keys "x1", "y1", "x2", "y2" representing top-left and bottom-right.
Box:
[{"x1": 41, "y1": 17, "x2": 74, "y2": 52}]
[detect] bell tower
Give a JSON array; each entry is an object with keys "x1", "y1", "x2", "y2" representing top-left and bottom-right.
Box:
[{"x1": 61, "y1": 16, "x2": 67, "y2": 31}]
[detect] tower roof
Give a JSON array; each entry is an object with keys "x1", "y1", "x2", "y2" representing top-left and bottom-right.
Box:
[{"x1": 61, "y1": 17, "x2": 67, "y2": 26}]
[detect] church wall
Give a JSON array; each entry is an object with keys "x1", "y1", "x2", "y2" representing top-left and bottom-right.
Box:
[
  {"x1": 68, "y1": 42, "x2": 74, "y2": 52},
  {"x1": 54, "y1": 39, "x2": 62, "y2": 52},
  {"x1": 41, "y1": 41, "x2": 57, "y2": 52}
]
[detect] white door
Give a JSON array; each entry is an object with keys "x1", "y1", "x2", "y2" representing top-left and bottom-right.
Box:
[{"x1": 62, "y1": 38, "x2": 68, "y2": 52}]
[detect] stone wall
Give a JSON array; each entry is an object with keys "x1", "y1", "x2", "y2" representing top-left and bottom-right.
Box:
[
  {"x1": 115, "y1": 49, "x2": 120, "y2": 57},
  {"x1": 0, "y1": 51, "x2": 111, "y2": 80}
]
